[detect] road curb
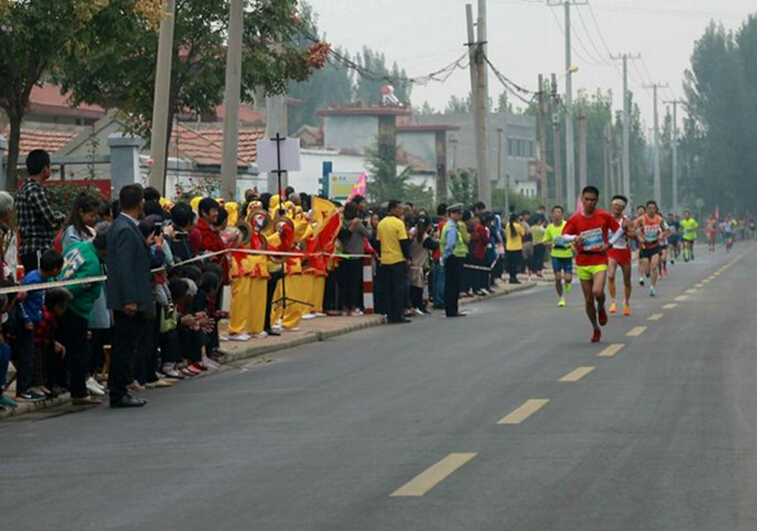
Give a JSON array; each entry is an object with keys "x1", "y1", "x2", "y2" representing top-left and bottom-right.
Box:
[{"x1": 0, "y1": 392, "x2": 72, "y2": 420}]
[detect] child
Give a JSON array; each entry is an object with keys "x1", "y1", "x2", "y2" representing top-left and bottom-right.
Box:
[
  {"x1": 15, "y1": 250, "x2": 63, "y2": 402},
  {"x1": 159, "y1": 279, "x2": 188, "y2": 379},
  {"x1": 35, "y1": 288, "x2": 72, "y2": 399}
]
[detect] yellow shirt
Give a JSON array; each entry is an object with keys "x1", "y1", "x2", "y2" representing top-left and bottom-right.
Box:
[
  {"x1": 505, "y1": 222, "x2": 525, "y2": 251},
  {"x1": 377, "y1": 215, "x2": 408, "y2": 265}
]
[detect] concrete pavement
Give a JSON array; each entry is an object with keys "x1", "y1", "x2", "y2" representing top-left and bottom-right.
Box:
[{"x1": 0, "y1": 244, "x2": 754, "y2": 531}]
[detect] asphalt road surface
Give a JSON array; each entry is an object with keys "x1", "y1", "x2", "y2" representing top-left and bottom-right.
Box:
[{"x1": 2, "y1": 243, "x2": 756, "y2": 531}]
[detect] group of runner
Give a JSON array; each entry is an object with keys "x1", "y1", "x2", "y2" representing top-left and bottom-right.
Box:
[{"x1": 542, "y1": 186, "x2": 708, "y2": 343}]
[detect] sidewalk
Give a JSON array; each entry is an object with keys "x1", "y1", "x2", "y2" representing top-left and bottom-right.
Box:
[{"x1": 0, "y1": 280, "x2": 536, "y2": 420}]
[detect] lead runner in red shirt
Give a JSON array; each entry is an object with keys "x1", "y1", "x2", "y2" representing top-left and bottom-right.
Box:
[{"x1": 562, "y1": 186, "x2": 624, "y2": 343}]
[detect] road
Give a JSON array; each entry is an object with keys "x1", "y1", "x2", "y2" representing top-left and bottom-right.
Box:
[{"x1": 1, "y1": 244, "x2": 756, "y2": 531}]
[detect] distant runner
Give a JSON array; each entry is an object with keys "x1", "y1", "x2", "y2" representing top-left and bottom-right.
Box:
[
  {"x1": 635, "y1": 200, "x2": 666, "y2": 297},
  {"x1": 562, "y1": 186, "x2": 623, "y2": 343},
  {"x1": 607, "y1": 195, "x2": 636, "y2": 316},
  {"x1": 542, "y1": 206, "x2": 574, "y2": 307},
  {"x1": 680, "y1": 210, "x2": 698, "y2": 262},
  {"x1": 706, "y1": 216, "x2": 718, "y2": 252}
]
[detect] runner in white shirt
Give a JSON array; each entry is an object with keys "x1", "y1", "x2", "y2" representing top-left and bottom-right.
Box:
[{"x1": 607, "y1": 195, "x2": 637, "y2": 316}]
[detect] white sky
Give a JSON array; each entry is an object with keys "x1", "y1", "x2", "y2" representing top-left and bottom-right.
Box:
[{"x1": 307, "y1": 0, "x2": 754, "y2": 131}]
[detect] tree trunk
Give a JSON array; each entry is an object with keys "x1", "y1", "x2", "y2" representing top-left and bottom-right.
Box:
[{"x1": 5, "y1": 113, "x2": 22, "y2": 192}]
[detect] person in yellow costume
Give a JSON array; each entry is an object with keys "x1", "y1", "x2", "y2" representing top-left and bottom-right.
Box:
[
  {"x1": 224, "y1": 201, "x2": 239, "y2": 227},
  {"x1": 227, "y1": 209, "x2": 271, "y2": 341},
  {"x1": 302, "y1": 202, "x2": 341, "y2": 319},
  {"x1": 190, "y1": 196, "x2": 203, "y2": 213},
  {"x1": 268, "y1": 213, "x2": 308, "y2": 332}
]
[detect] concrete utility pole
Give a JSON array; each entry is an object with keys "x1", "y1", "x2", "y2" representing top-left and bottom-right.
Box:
[
  {"x1": 610, "y1": 53, "x2": 640, "y2": 199},
  {"x1": 465, "y1": 1, "x2": 491, "y2": 207},
  {"x1": 603, "y1": 123, "x2": 610, "y2": 207},
  {"x1": 665, "y1": 99, "x2": 684, "y2": 214},
  {"x1": 148, "y1": 0, "x2": 176, "y2": 194},
  {"x1": 644, "y1": 82, "x2": 668, "y2": 207},
  {"x1": 537, "y1": 74, "x2": 548, "y2": 204},
  {"x1": 497, "y1": 127, "x2": 509, "y2": 213},
  {"x1": 548, "y1": 1, "x2": 586, "y2": 210},
  {"x1": 220, "y1": 0, "x2": 244, "y2": 200},
  {"x1": 578, "y1": 102, "x2": 587, "y2": 194},
  {"x1": 550, "y1": 73, "x2": 563, "y2": 207},
  {"x1": 614, "y1": 132, "x2": 623, "y2": 202}
]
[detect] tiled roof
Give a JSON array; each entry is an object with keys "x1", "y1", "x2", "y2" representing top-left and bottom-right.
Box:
[
  {"x1": 29, "y1": 84, "x2": 106, "y2": 120},
  {"x1": 171, "y1": 123, "x2": 266, "y2": 167},
  {"x1": 318, "y1": 105, "x2": 412, "y2": 117},
  {"x1": 397, "y1": 147, "x2": 435, "y2": 174},
  {"x1": 1, "y1": 126, "x2": 85, "y2": 155}
]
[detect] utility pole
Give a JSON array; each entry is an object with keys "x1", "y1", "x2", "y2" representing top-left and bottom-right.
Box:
[
  {"x1": 497, "y1": 127, "x2": 509, "y2": 213},
  {"x1": 465, "y1": 1, "x2": 491, "y2": 207},
  {"x1": 538, "y1": 74, "x2": 548, "y2": 204},
  {"x1": 220, "y1": 0, "x2": 244, "y2": 200},
  {"x1": 578, "y1": 102, "x2": 587, "y2": 194},
  {"x1": 614, "y1": 132, "x2": 623, "y2": 202},
  {"x1": 148, "y1": 0, "x2": 176, "y2": 193},
  {"x1": 610, "y1": 53, "x2": 640, "y2": 199},
  {"x1": 550, "y1": 73, "x2": 563, "y2": 207},
  {"x1": 548, "y1": 1, "x2": 586, "y2": 210},
  {"x1": 665, "y1": 99, "x2": 684, "y2": 214},
  {"x1": 603, "y1": 123, "x2": 610, "y2": 207},
  {"x1": 644, "y1": 82, "x2": 668, "y2": 207}
]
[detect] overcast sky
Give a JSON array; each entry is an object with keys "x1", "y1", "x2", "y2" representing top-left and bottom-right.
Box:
[{"x1": 307, "y1": 0, "x2": 754, "y2": 133}]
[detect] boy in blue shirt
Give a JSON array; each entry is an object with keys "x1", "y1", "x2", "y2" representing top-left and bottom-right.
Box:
[{"x1": 15, "y1": 249, "x2": 63, "y2": 402}]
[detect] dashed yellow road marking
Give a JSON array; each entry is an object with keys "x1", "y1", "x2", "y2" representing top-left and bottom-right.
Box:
[
  {"x1": 627, "y1": 326, "x2": 647, "y2": 337},
  {"x1": 390, "y1": 453, "x2": 477, "y2": 497},
  {"x1": 695, "y1": 283, "x2": 704, "y2": 288},
  {"x1": 648, "y1": 313, "x2": 664, "y2": 321},
  {"x1": 686, "y1": 289, "x2": 698, "y2": 294},
  {"x1": 559, "y1": 366, "x2": 596, "y2": 382},
  {"x1": 598, "y1": 343, "x2": 625, "y2": 357},
  {"x1": 497, "y1": 399, "x2": 550, "y2": 424},
  {"x1": 663, "y1": 303, "x2": 678, "y2": 309},
  {"x1": 675, "y1": 295, "x2": 689, "y2": 301}
]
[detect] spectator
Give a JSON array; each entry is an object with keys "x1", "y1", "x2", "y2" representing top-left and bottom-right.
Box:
[
  {"x1": 57, "y1": 192, "x2": 100, "y2": 252},
  {"x1": 471, "y1": 213, "x2": 491, "y2": 296},
  {"x1": 338, "y1": 202, "x2": 370, "y2": 316},
  {"x1": 106, "y1": 184, "x2": 151, "y2": 409},
  {"x1": 441, "y1": 204, "x2": 468, "y2": 317},
  {"x1": 505, "y1": 213, "x2": 526, "y2": 284},
  {"x1": 34, "y1": 287, "x2": 71, "y2": 400},
  {"x1": 408, "y1": 214, "x2": 439, "y2": 315},
  {"x1": 168, "y1": 202, "x2": 197, "y2": 263},
  {"x1": 15, "y1": 249, "x2": 64, "y2": 402},
  {"x1": 530, "y1": 217, "x2": 546, "y2": 278},
  {"x1": 0, "y1": 191, "x2": 16, "y2": 280},
  {"x1": 376, "y1": 200, "x2": 411, "y2": 324},
  {"x1": 16, "y1": 149, "x2": 65, "y2": 272},
  {"x1": 431, "y1": 203, "x2": 448, "y2": 309}
]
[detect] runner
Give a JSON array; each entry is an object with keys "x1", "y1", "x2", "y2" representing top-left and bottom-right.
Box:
[
  {"x1": 658, "y1": 223, "x2": 670, "y2": 278},
  {"x1": 562, "y1": 186, "x2": 623, "y2": 343},
  {"x1": 607, "y1": 195, "x2": 636, "y2": 316},
  {"x1": 667, "y1": 213, "x2": 681, "y2": 264},
  {"x1": 542, "y1": 205, "x2": 573, "y2": 307},
  {"x1": 634, "y1": 205, "x2": 647, "y2": 285},
  {"x1": 724, "y1": 216, "x2": 734, "y2": 252},
  {"x1": 680, "y1": 210, "x2": 698, "y2": 262},
  {"x1": 706, "y1": 216, "x2": 718, "y2": 252},
  {"x1": 635, "y1": 200, "x2": 666, "y2": 297}
]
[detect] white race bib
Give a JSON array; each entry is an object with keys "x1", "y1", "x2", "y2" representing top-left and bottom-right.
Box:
[{"x1": 581, "y1": 228, "x2": 604, "y2": 251}]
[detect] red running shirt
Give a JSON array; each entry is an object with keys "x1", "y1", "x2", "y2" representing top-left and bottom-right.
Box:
[{"x1": 563, "y1": 209, "x2": 620, "y2": 266}]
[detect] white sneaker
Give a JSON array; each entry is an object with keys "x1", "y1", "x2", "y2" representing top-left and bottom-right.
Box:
[
  {"x1": 228, "y1": 333, "x2": 251, "y2": 342},
  {"x1": 314, "y1": 312, "x2": 327, "y2": 318},
  {"x1": 252, "y1": 331, "x2": 268, "y2": 339},
  {"x1": 283, "y1": 327, "x2": 301, "y2": 332},
  {"x1": 162, "y1": 365, "x2": 182, "y2": 378},
  {"x1": 201, "y1": 358, "x2": 220, "y2": 370},
  {"x1": 413, "y1": 308, "x2": 425, "y2": 316},
  {"x1": 351, "y1": 309, "x2": 365, "y2": 317},
  {"x1": 86, "y1": 376, "x2": 105, "y2": 396},
  {"x1": 301, "y1": 313, "x2": 317, "y2": 320}
]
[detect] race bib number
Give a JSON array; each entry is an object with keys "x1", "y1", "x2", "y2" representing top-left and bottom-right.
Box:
[
  {"x1": 581, "y1": 228, "x2": 604, "y2": 251},
  {"x1": 554, "y1": 236, "x2": 569, "y2": 249},
  {"x1": 684, "y1": 226, "x2": 694, "y2": 234},
  {"x1": 643, "y1": 226, "x2": 659, "y2": 243}
]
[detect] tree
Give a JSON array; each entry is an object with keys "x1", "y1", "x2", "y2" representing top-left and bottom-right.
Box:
[
  {"x1": 0, "y1": 0, "x2": 162, "y2": 191},
  {"x1": 417, "y1": 101, "x2": 437, "y2": 116},
  {"x1": 496, "y1": 90, "x2": 513, "y2": 114},
  {"x1": 448, "y1": 168, "x2": 478, "y2": 206},
  {"x1": 366, "y1": 132, "x2": 409, "y2": 203},
  {"x1": 354, "y1": 47, "x2": 412, "y2": 106},
  {"x1": 57, "y1": 0, "x2": 328, "y2": 170}
]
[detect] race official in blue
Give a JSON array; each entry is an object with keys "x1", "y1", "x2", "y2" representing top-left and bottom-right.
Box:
[{"x1": 440, "y1": 204, "x2": 468, "y2": 318}]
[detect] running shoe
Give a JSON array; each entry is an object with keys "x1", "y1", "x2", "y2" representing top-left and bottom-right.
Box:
[
  {"x1": 609, "y1": 301, "x2": 618, "y2": 314},
  {"x1": 623, "y1": 303, "x2": 631, "y2": 316},
  {"x1": 558, "y1": 298, "x2": 566, "y2": 307},
  {"x1": 598, "y1": 306, "x2": 608, "y2": 327},
  {"x1": 650, "y1": 286, "x2": 656, "y2": 297},
  {"x1": 301, "y1": 313, "x2": 317, "y2": 320},
  {"x1": 189, "y1": 362, "x2": 207, "y2": 373},
  {"x1": 0, "y1": 395, "x2": 19, "y2": 408},
  {"x1": 639, "y1": 277, "x2": 645, "y2": 286},
  {"x1": 565, "y1": 282, "x2": 573, "y2": 293},
  {"x1": 664, "y1": 268, "x2": 669, "y2": 277},
  {"x1": 252, "y1": 331, "x2": 269, "y2": 339},
  {"x1": 314, "y1": 312, "x2": 327, "y2": 318},
  {"x1": 591, "y1": 329, "x2": 602, "y2": 343},
  {"x1": 228, "y1": 333, "x2": 251, "y2": 342},
  {"x1": 15, "y1": 391, "x2": 45, "y2": 402},
  {"x1": 86, "y1": 377, "x2": 106, "y2": 396}
]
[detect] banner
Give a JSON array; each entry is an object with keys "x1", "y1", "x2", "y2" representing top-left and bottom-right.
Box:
[
  {"x1": 346, "y1": 171, "x2": 367, "y2": 203},
  {"x1": 328, "y1": 172, "x2": 364, "y2": 202}
]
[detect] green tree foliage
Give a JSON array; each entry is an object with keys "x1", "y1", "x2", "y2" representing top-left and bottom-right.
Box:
[
  {"x1": 57, "y1": 0, "x2": 327, "y2": 155},
  {"x1": 0, "y1": 0, "x2": 162, "y2": 191},
  {"x1": 365, "y1": 132, "x2": 410, "y2": 203},
  {"x1": 682, "y1": 17, "x2": 757, "y2": 214},
  {"x1": 354, "y1": 48, "x2": 412, "y2": 106},
  {"x1": 448, "y1": 168, "x2": 478, "y2": 206}
]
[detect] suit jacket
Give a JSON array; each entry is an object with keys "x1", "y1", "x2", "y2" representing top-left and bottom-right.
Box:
[{"x1": 106, "y1": 213, "x2": 152, "y2": 312}]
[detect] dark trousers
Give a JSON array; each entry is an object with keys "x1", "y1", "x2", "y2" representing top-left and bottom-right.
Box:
[
  {"x1": 109, "y1": 311, "x2": 145, "y2": 402},
  {"x1": 444, "y1": 256, "x2": 464, "y2": 317},
  {"x1": 410, "y1": 286, "x2": 426, "y2": 311},
  {"x1": 14, "y1": 326, "x2": 35, "y2": 395},
  {"x1": 265, "y1": 269, "x2": 284, "y2": 331},
  {"x1": 59, "y1": 310, "x2": 90, "y2": 399},
  {"x1": 431, "y1": 261, "x2": 445, "y2": 308},
  {"x1": 531, "y1": 244, "x2": 546, "y2": 273},
  {"x1": 159, "y1": 330, "x2": 180, "y2": 364},
  {"x1": 19, "y1": 251, "x2": 42, "y2": 275},
  {"x1": 337, "y1": 259, "x2": 363, "y2": 311},
  {"x1": 381, "y1": 262, "x2": 407, "y2": 323},
  {"x1": 135, "y1": 316, "x2": 159, "y2": 384},
  {"x1": 505, "y1": 250, "x2": 522, "y2": 282}
]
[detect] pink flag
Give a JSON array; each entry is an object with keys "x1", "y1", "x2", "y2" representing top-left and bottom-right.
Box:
[{"x1": 347, "y1": 171, "x2": 367, "y2": 203}]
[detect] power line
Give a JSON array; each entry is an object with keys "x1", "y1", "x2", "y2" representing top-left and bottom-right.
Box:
[
  {"x1": 482, "y1": 54, "x2": 540, "y2": 106},
  {"x1": 547, "y1": 5, "x2": 600, "y2": 67},
  {"x1": 574, "y1": 6, "x2": 613, "y2": 68}
]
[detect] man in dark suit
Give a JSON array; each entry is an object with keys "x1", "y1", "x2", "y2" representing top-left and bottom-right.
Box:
[{"x1": 106, "y1": 184, "x2": 151, "y2": 408}]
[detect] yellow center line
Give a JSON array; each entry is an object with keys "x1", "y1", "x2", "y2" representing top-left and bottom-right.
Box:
[
  {"x1": 686, "y1": 289, "x2": 698, "y2": 294},
  {"x1": 648, "y1": 313, "x2": 664, "y2": 321},
  {"x1": 597, "y1": 343, "x2": 625, "y2": 357},
  {"x1": 497, "y1": 399, "x2": 549, "y2": 424},
  {"x1": 559, "y1": 366, "x2": 596, "y2": 382},
  {"x1": 663, "y1": 303, "x2": 678, "y2": 309},
  {"x1": 695, "y1": 283, "x2": 704, "y2": 288},
  {"x1": 390, "y1": 453, "x2": 477, "y2": 497},
  {"x1": 675, "y1": 295, "x2": 689, "y2": 301},
  {"x1": 627, "y1": 326, "x2": 648, "y2": 337}
]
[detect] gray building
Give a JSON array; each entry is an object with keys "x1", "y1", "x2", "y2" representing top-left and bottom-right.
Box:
[{"x1": 417, "y1": 112, "x2": 538, "y2": 194}]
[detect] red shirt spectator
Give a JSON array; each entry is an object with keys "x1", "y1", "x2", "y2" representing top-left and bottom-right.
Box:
[{"x1": 472, "y1": 223, "x2": 490, "y2": 261}]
